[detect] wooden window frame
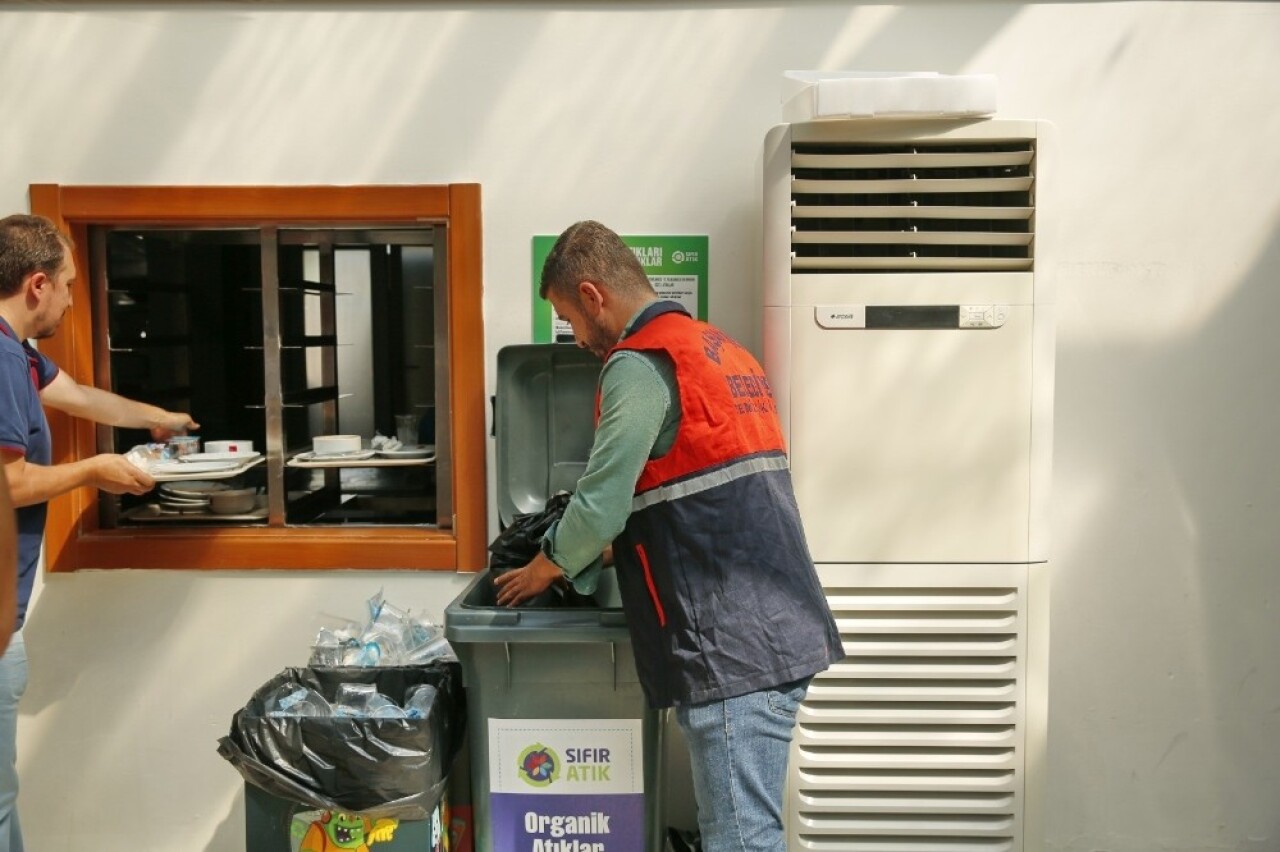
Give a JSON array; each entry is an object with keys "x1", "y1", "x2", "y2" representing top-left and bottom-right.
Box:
[{"x1": 30, "y1": 184, "x2": 486, "y2": 572}]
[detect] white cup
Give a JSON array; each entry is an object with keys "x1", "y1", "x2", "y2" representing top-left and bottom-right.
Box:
[{"x1": 206, "y1": 440, "x2": 254, "y2": 454}]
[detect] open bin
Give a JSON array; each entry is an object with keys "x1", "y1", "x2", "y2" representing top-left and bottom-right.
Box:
[
  {"x1": 218, "y1": 663, "x2": 465, "y2": 851},
  {"x1": 445, "y1": 344, "x2": 667, "y2": 852}
]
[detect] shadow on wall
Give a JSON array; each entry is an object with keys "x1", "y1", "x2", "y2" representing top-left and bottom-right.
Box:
[
  {"x1": 15, "y1": 2, "x2": 1280, "y2": 850},
  {"x1": 204, "y1": 793, "x2": 244, "y2": 852},
  {"x1": 8, "y1": 4, "x2": 1024, "y2": 850},
  {"x1": 1047, "y1": 216, "x2": 1280, "y2": 848},
  {"x1": 16, "y1": 568, "x2": 326, "y2": 849},
  {"x1": 20, "y1": 570, "x2": 201, "y2": 714},
  {"x1": 14, "y1": 8, "x2": 552, "y2": 181},
  {"x1": 1021, "y1": 7, "x2": 1280, "y2": 847}
]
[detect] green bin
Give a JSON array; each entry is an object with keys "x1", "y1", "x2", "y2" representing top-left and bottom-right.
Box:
[{"x1": 445, "y1": 344, "x2": 666, "y2": 852}]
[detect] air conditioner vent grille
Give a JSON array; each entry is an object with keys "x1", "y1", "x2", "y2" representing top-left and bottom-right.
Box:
[
  {"x1": 790, "y1": 140, "x2": 1036, "y2": 273},
  {"x1": 791, "y1": 579, "x2": 1027, "y2": 850}
]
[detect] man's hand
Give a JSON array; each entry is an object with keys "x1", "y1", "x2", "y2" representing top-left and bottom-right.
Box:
[
  {"x1": 494, "y1": 552, "x2": 566, "y2": 607},
  {"x1": 150, "y1": 412, "x2": 199, "y2": 442},
  {"x1": 91, "y1": 454, "x2": 156, "y2": 495}
]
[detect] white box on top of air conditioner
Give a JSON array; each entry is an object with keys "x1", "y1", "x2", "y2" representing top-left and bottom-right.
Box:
[{"x1": 781, "y1": 71, "x2": 998, "y2": 123}]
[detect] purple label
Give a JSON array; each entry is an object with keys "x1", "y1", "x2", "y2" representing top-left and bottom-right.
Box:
[{"x1": 490, "y1": 792, "x2": 645, "y2": 851}]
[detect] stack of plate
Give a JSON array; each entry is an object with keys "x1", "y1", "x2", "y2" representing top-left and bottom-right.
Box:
[
  {"x1": 157, "y1": 480, "x2": 234, "y2": 514},
  {"x1": 295, "y1": 449, "x2": 377, "y2": 462},
  {"x1": 376, "y1": 444, "x2": 435, "y2": 459},
  {"x1": 181, "y1": 451, "x2": 261, "y2": 464}
]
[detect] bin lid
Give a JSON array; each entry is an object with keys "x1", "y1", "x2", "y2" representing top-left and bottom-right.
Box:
[
  {"x1": 495, "y1": 343, "x2": 601, "y2": 528},
  {"x1": 444, "y1": 569, "x2": 629, "y2": 641}
]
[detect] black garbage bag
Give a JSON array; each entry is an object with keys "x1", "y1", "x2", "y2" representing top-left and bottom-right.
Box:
[
  {"x1": 487, "y1": 491, "x2": 594, "y2": 608},
  {"x1": 667, "y1": 827, "x2": 703, "y2": 852},
  {"x1": 488, "y1": 491, "x2": 573, "y2": 571},
  {"x1": 217, "y1": 663, "x2": 465, "y2": 820}
]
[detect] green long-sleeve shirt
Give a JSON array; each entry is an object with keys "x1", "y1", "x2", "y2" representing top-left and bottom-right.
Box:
[{"x1": 543, "y1": 305, "x2": 680, "y2": 592}]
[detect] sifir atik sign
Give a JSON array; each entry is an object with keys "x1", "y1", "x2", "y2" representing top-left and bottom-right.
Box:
[
  {"x1": 488, "y1": 718, "x2": 646, "y2": 851},
  {"x1": 532, "y1": 234, "x2": 709, "y2": 344}
]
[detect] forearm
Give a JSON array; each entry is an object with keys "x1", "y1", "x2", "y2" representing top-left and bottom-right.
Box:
[
  {"x1": 4, "y1": 456, "x2": 104, "y2": 508},
  {"x1": 549, "y1": 467, "x2": 636, "y2": 576},
  {"x1": 62, "y1": 384, "x2": 172, "y2": 431},
  {"x1": 546, "y1": 353, "x2": 668, "y2": 575}
]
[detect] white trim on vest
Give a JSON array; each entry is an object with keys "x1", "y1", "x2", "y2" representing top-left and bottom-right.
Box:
[{"x1": 631, "y1": 452, "x2": 791, "y2": 513}]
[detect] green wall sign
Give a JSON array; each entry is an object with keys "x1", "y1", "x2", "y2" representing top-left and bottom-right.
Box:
[{"x1": 531, "y1": 234, "x2": 709, "y2": 343}]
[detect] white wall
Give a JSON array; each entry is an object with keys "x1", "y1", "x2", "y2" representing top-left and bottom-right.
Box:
[{"x1": 2, "y1": 3, "x2": 1279, "y2": 850}]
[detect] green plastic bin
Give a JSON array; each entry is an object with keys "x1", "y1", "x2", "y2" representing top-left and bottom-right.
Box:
[
  {"x1": 445, "y1": 572, "x2": 666, "y2": 852},
  {"x1": 445, "y1": 343, "x2": 666, "y2": 852}
]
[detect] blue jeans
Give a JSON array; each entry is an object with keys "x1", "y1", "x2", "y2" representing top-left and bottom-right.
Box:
[
  {"x1": 0, "y1": 633, "x2": 26, "y2": 852},
  {"x1": 674, "y1": 677, "x2": 810, "y2": 852}
]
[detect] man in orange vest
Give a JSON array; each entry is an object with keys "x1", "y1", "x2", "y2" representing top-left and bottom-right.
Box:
[{"x1": 496, "y1": 221, "x2": 842, "y2": 851}]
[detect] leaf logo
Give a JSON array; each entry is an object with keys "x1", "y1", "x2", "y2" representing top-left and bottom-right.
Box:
[{"x1": 517, "y1": 743, "x2": 560, "y2": 788}]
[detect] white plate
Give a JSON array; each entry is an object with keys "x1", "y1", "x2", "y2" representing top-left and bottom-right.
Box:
[
  {"x1": 125, "y1": 504, "x2": 269, "y2": 522},
  {"x1": 158, "y1": 503, "x2": 210, "y2": 514},
  {"x1": 153, "y1": 460, "x2": 241, "y2": 474},
  {"x1": 181, "y1": 451, "x2": 261, "y2": 463},
  {"x1": 294, "y1": 450, "x2": 376, "y2": 462},
  {"x1": 376, "y1": 446, "x2": 435, "y2": 459},
  {"x1": 158, "y1": 495, "x2": 210, "y2": 506},
  {"x1": 160, "y1": 480, "x2": 235, "y2": 496}
]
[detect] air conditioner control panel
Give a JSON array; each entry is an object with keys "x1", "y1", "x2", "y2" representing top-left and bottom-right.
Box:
[
  {"x1": 816, "y1": 305, "x2": 1009, "y2": 330},
  {"x1": 959, "y1": 305, "x2": 1009, "y2": 328}
]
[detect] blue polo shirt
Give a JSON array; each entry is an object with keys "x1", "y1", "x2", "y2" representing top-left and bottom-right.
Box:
[{"x1": 0, "y1": 316, "x2": 59, "y2": 630}]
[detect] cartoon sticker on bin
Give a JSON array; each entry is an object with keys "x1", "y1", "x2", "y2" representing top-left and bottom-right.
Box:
[{"x1": 296, "y1": 811, "x2": 397, "y2": 852}]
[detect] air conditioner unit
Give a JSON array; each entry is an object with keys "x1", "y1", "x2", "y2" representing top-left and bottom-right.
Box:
[{"x1": 763, "y1": 117, "x2": 1055, "y2": 852}]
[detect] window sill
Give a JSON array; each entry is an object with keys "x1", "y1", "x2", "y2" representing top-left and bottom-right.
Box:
[{"x1": 56, "y1": 526, "x2": 461, "y2": 571}]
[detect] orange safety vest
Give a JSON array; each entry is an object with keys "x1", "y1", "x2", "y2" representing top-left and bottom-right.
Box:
[{"x1": 604, "y1": 302, "x2": 842, "y2": 707}]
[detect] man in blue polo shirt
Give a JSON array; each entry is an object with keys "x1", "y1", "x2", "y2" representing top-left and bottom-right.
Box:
[{"x1": 0, "y1": 213, "x2": 197, "y2": 852}]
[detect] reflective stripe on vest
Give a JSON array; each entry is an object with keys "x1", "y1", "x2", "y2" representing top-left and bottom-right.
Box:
[{"x1": 631, "y1": 452, "x2": 790, "y2": 512}]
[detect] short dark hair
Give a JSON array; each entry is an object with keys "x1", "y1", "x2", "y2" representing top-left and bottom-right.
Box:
[
  {"x1": 539, "y1": 220, "x2": 654, "y2": 304},
  {"x1": 0, "y1": 214, "x2": 72, "y2": 298}
]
